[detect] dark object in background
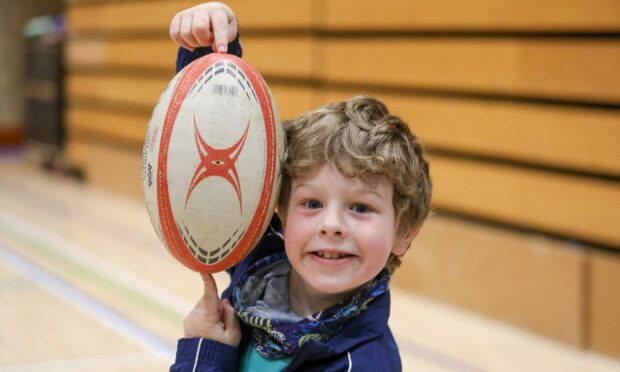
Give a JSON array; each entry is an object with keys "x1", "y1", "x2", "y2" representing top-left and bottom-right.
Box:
[
  {"x1": 22, "y1": 15, "x2": 76, "y2": 176},
  {"x1": 23, "y1": 16, "x2": 65, "y2": 150}
]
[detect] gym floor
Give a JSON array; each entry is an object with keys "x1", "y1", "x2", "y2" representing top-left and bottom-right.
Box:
[{"x1": 1, "y1": 155, "x2": 619, "y2": 372}]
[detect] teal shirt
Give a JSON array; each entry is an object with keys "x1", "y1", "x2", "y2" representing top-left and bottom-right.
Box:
[{"x1": 239, "y1": 342, "x2": 292, "y2": 371}]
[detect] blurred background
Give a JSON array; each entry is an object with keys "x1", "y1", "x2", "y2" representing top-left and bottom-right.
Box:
[{"x1": 1, "y1": 0, "x2": 619, "y2": 371}]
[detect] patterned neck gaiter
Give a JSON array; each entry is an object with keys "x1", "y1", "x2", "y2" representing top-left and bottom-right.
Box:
[{"x1": 232, "y1": 252, "x2": 390, "y2": 360}]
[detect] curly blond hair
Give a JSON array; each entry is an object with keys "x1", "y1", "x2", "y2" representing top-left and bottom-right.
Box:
[{"x1": 277, "y1": 95, "x2": 432, "y2": 273}]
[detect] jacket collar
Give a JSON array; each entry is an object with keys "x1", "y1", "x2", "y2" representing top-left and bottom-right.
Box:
[{"x1": 287, "y1": 290, "x2": 391, "y2": 369}]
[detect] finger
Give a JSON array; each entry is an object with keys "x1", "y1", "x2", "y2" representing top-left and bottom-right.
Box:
[
  {"x1": 220, "y1": 298, "x2": 232, "y2": 321},
  {"x1": 222, "y1": 299, "x2": 241, "y2": 338},
  {"x1": 200, "y1": 272, "x2": 220, "y2": 309},
  {"x1": 170, "y1": 13, "x2": 191, "y2": 51},
  {"x1": 169, "y1": 13, "x2": 182, "y2": 43},
  {"x1": 210, "y1": 9, "x2": 229, "y2": 53},
  {"x1": 192, "y1": 12, "x2": 212, "y2": 47},
  {"x1": 180, "y1": 12, "x2": 200, "y2": 50},
  {"x1": 227, "y1": 16, "x2": 238, "y2": 43}
]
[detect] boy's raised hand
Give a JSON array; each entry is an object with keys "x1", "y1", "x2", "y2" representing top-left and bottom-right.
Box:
[
  {"x1": 183, "y1": 273, "x2": 241, "y2": 347},
  {"x1": 169, "y1": 2, "x2": 238, "y2": 53}
]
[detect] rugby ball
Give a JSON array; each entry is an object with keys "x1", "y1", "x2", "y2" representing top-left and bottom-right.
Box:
[{"x1": 142, "y1": 53, "x2": 284, "y2": 273}]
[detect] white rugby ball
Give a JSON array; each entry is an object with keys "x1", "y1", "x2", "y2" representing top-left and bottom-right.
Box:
[{"x1": 142, "y1": 53, "x2": 284, "y2": 272}]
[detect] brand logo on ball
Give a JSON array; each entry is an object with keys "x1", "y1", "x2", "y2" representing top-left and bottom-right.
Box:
[{"x1": 185, "y1": 113, "x2": 250, "y2": 213}]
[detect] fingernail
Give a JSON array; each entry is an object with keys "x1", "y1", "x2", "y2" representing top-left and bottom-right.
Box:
[{"x1": 217, "y1": 44, "x2": 226, "y2": 52}]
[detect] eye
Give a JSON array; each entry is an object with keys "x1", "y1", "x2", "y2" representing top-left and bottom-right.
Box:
[
  {"x1": 351, "y1": 203, "x2": 372, "y2": 214},
  {"x1": 303, "y1": 199, "x2": 322, "y2": 209}
]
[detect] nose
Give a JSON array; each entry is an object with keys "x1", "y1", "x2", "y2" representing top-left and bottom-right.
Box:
[{"x1": 318, "y1": 205, "x2": 349, "y2": 239}]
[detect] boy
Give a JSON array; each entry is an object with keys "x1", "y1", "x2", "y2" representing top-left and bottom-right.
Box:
[{"x1": 169, "y1": 3, "x2": 432, "y2": 371}]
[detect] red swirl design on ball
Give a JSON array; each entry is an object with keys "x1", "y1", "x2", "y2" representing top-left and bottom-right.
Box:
[{"x1": 185, "y1": 113, "x2": 250, "y2": 214}]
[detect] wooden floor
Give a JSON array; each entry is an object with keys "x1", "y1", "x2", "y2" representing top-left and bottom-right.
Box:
[{"x1": 1, "y1": 154, "x2": 619, "y2": 372}]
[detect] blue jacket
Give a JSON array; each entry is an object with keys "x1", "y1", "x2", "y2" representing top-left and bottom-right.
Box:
[{"x1": 170, "y1": 39, "x2": 402, "y2": 372}]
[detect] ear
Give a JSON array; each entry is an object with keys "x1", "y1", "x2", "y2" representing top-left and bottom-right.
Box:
[{"x1": 391, "y1": 228, "x2": 419, "y2": 256}]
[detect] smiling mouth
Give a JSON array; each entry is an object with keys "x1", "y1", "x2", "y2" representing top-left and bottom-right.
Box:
[{"x1": 312, "y1": 251, "x2": 354, "y2": 259}]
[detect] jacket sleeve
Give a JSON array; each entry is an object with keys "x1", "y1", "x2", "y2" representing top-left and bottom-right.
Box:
[
  {"x1": 176, "y1": 34, "x2": 243, "y2": 73},
  {"x1": 170, "y1": 338, "x2": 239, "y2": 372}
]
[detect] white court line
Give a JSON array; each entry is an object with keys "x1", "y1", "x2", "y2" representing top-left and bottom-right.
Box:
[
  {"x1": 0, "y1": 242, "x2": 175, "y2": 362},
  {"x1": 0, "y1": 352, "x2": 164, "y2": 372},
  {"x1": 0, "y1": 208, "x2": 193, "y2": 314}
]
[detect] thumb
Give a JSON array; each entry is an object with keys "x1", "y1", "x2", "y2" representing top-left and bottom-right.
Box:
[{"x1": 199, "y1": 272, "x2": 220, "y2": 312}]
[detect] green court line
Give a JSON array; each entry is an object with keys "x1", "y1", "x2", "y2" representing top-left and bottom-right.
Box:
[{"x1": 0, "y1": 223, "x2": 184, "y2": 327}]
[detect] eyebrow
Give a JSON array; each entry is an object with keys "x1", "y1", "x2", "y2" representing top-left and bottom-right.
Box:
[
  {"x1": 354, "y1": 188, "x2": 383, "y2": 199},
  {"x1": 291, "y1": 183, "x2": 311, "y2": 192}
]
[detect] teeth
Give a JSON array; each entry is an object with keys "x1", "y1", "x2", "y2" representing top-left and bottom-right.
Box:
[{"x1": 316, "y1": 252, "x2": 346, "y2": 259}]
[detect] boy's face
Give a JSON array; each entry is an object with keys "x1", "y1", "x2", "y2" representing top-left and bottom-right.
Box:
[{"x1": 283, "y1": 162, "x2": 410, "y2": 303}]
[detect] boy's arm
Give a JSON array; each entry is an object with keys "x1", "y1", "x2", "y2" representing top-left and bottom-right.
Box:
[
  {"x1": 170, "y1": 338, "x2": 238, "y2": 372},
  {"x1": 169, "y1": 2, "x2": 242, "y2": 72}
]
